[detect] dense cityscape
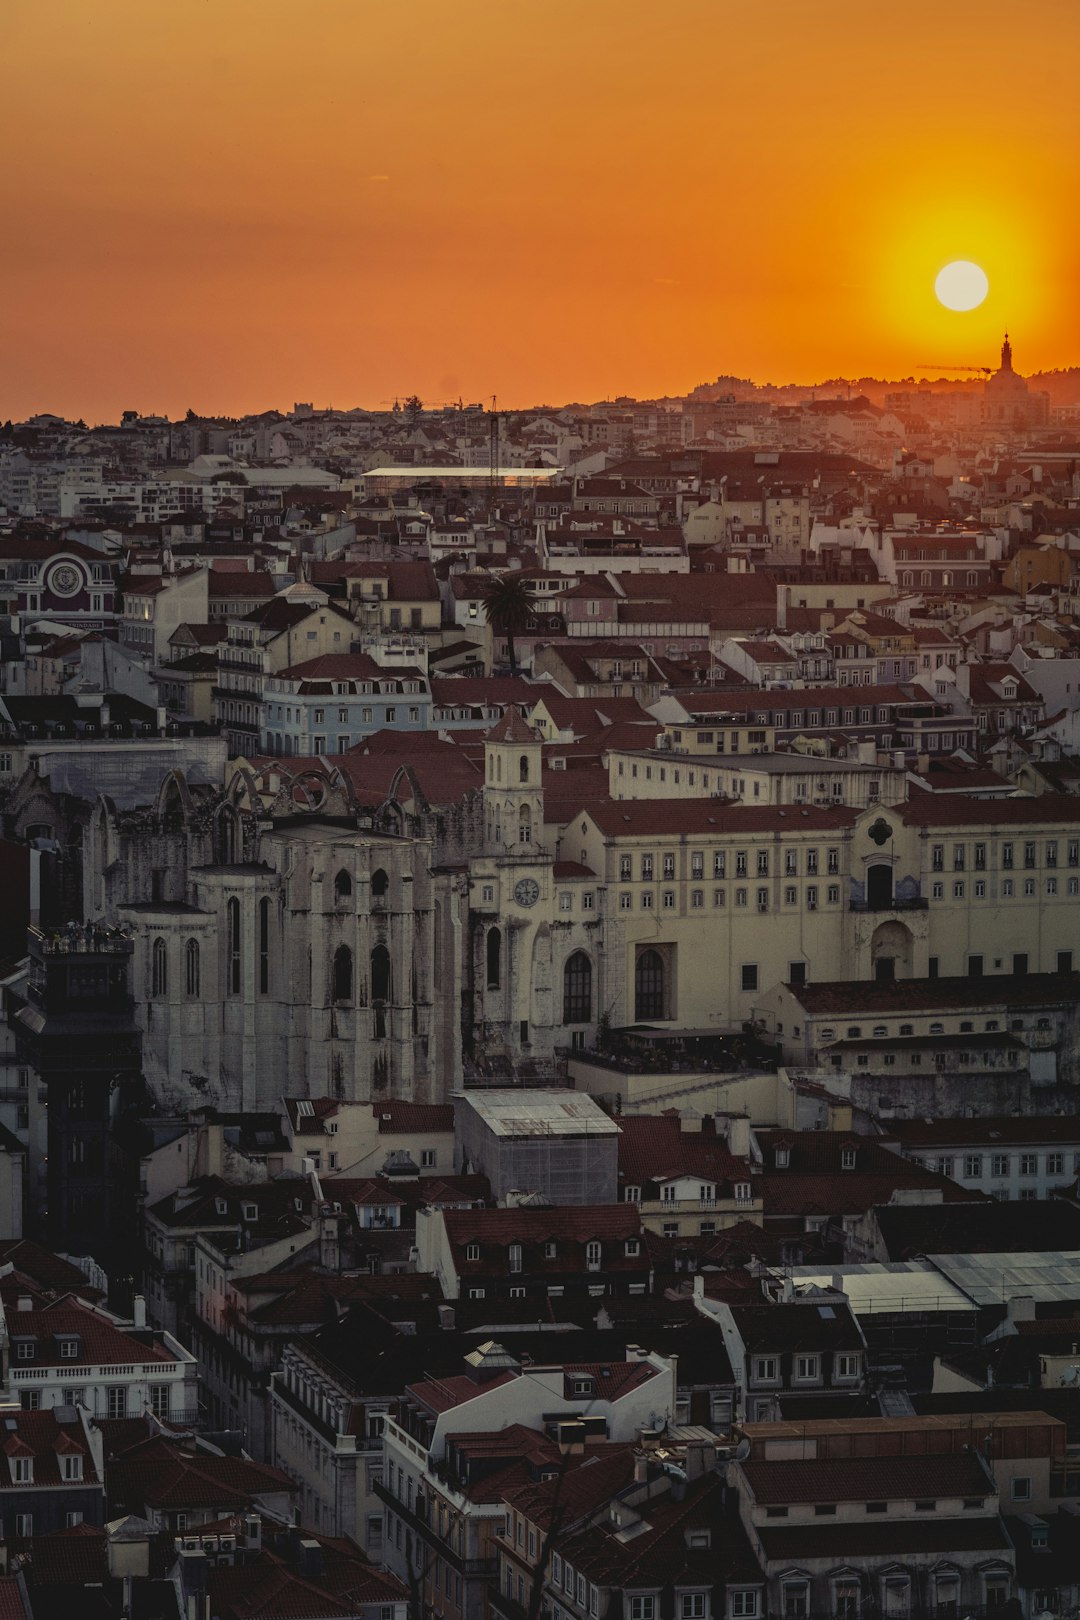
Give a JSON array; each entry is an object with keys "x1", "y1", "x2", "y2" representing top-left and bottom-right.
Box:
[{"x1": 0, "y1": 341, "x2": 1076, "y2": 1618}]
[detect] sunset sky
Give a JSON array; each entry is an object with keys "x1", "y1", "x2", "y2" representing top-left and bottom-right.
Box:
[{"x1": 3, "y1": 0, "x2": 1079, "y2": 421}]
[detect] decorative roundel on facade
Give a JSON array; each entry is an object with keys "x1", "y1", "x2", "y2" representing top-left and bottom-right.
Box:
[
  {"x1": 47, "y1": 562, "x2": 83, "y2": 597},
  {"x1": 868, "y1": 817, "x2": 893, "y2": 846},
  {"x1": 514, "y1": 877, "x2": 540, "y2": 907}
]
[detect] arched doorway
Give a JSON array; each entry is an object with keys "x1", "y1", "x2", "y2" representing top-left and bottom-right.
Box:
[
  {"x1": 866, "y1": 862, "x2": 894, "y2": 910},
  {"x1": 870, "y1": 920, "x2": 913, "y2": 981}
]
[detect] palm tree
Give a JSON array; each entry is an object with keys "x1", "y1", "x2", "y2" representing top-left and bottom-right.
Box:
[{"x1": 482, "y1": 573, "x2": 534, "y2": 676}]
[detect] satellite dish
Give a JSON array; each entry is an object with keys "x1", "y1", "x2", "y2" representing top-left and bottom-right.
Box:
[
  {"x1": 1060, "y1": 1365, "x2": 1080, "y2": 1386},
  {"x1": 733, "y1": 1436, "x2": 751, "y2": 1461}
]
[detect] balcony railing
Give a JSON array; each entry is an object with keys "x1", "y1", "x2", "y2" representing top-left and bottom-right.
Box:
[{"x1": 848, "y1": 896, "x2": 928, "y2": 913}]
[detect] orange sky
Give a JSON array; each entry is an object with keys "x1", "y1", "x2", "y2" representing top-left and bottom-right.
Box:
[{"x1": 3, "y1": 0, "x2": 1079, "y2": 421}]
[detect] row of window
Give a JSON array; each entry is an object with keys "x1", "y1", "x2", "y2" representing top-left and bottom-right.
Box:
[
  {"x1": 619, "y1": 886, "x2": 842, "y2": 912},
  {"x1": 619, "y1": 848, "x2": 842, "y2": 881},
  {"x1": 150, "y1": 900, "x2": 273, "y2": 998},
  {"x1": 915, "y1": 1151, "x2": 1077, "y2": 1179},
  {"x1": 750, "y1": 1353, "x2": 860, "y2": 1383},
  {"x1": 931, "y1": 876, "x2": 1077, "y2": 899},
  {"x1": 931, "y1": 839, "x2": 1079, "y2": 870}
]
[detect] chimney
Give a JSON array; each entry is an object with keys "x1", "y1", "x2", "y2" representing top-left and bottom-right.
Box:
[
  {"x1": 319, "y1": 1215, "x2": 340, "y2": 1272},
  {"x1": 438, "y1": 1305, "x2": 456, "y2": 1332},
  {"x1": 296, "y1": 1539, "x2": 325, "y2": 1579},
  {"x1": 132, "y1": 1295, "x2": 146, "y2": 1329},
  {"x1": 244, "y1": 1514, "x2": 262, "y2": 1551},
  {"x1": 776, "y1": 583, "x2": 788, "y2": 631},
  {"x1": 16, "y1": 1297, "x2": 31, "y2": 1313}
]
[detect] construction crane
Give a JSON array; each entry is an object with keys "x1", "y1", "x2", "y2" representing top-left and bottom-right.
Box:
[{"x1": 915, "y1": 363, "x2": 992, "y2": 375}]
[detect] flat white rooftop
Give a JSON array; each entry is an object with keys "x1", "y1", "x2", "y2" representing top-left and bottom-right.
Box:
[
  {"x1": 364, "y1": 466, "x2": 562, "y2": 482},
  {"x1": 787, "y1": 1261, "x2": 976, "y2": 1316},
  {"x1": 457, "y1": 1088, "x2": 620, "y2": 1138}
]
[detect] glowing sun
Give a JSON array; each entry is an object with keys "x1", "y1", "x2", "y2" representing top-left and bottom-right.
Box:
[{"x1": 935, "y1": 260, "x2": 989, "y2": 311}]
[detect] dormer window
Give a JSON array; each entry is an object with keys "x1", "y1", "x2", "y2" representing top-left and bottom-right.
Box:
[
  {"x1": 775, "y1": 1148, "x2": 790, "y2": 1169},
  {"x1": 572, "y1": 1378, "x2": 593, "y2": 1397},
  {"x1": 466, "y1": 1243, "x2": 480, "y2": 1262},
  {"x1": 508, "y1": 1243, "x2": 523, "y2": 1274},
  {"x1": 544, "y1": 1241, "x2": 557, "y2": 1259},
  {"x1": 242, "y1": 1202, "x2": 258, "y2": 1221},
  {"x1": 61, "y1": 1454, "x2": 82, "y2": 1482},
  {"x1": 841, "y1": 1149, "x2": 857, "y2": 1170},
  {"x1": 58, "y1": 1338, "x2": 80, "y2": 1361},
  {"x1": 12, "y1": 1457, "x2": 32, "y2": 1484},
  {"x1": 215, "y1": 1198, "x2": 228, "y2": 1216},
  {"x1": 625, "y1": 1239, "x2": 640, "y2": 1257},
  {"x1": 14, "y1": 1342, "x2": 34, "y2": 1362},
  {"x1": 586, "y1": 1241, "x2": 602, "y2": 1270}
]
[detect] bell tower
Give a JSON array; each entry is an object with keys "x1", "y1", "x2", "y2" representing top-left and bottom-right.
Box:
[
  {"x1": 482, "y1": 707, "x2": 544, "y2": 854},
  {"x1": 1000, "y1": 331, "x2": 1013, "y2": 372}
]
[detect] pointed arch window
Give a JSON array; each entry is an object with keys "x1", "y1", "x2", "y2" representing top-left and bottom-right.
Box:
[
  {"x1": 371, "y1": 868, "x2": 389, "y2": 901},
  {"x1": 259, "y1": 897, "x2": 271, "y2": 994},
  {"x1": 185, "y1": 938, "x2": 200, "y2": 998},
  {"x1": 333, "y1": 944, "x2": 353, "y2": 1003},
  {"x1": 486, "y1": 927, "x2": 502, "y2": 990},
  {"x1": 635, "y1": 948, "x2": 665, "y2": 1021},
  {"x1": 152, "y1": 937, "x2": 167, "y2": 998},
  {"x1": 334, "y1": 869, "x2": 352, "y2": 901},
  {"x1": 519, "y1": 753, "x2": 530, "y2": 783},
  {"x1": 226, "y1": 897, "x2": 241, "y2": 995},
  {"x1": 563, "y1": 952, "x2": 592, "y2": 1024}
]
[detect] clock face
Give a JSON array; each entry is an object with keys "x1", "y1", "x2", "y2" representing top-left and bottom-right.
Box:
[
  {"x1": 514, "y1": 877, "x2": 540, "y2": 908},
  {"x1": 48, "y1": 563, "x2": 82, "y2": 597}
]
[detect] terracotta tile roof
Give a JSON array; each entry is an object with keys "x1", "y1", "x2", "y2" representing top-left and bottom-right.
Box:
[
  {"x1": 22, "y1": 1523, "x2": 109, "y2": 1587},
  {"x1": 743, "y1": 1452, "x2": 988, "y2": 1504},
  {"x1": 3, "y1": 1300, "x2": 178, "y2": 1370},
  {"x1": 111, "y1": 1441, "x2": 295, "y2": 1512},
  {"x1": 887, "y1": 1115, "x2": 1080, "y2": 1147},
  {"x1": 372, "y1": 1101, "x2": 455, "y2": 1135},
  {"x1": 502, "y1": 1444, "x2": 637, "y2": 1529},
  {"x1": 0, "y1": 1411, "x2": 98, "y2": 1487},
  {"x1": 0, "y1": 1239, "x2": 105, "y2": 1300},
  {"x1": 406, "y1": 1370, "x2": 518, "y2": 1414},
  {"x1": 585, "y1": 799, "x2": 855, "y2": 838},
  {"x1": 758, "y1": 1516, "x2": 1009, "y2": 1560},
  {"x1": 617, "y1": 1115, "x2": 750, "y2": 1193},
  {"x1": 901, "y1": 790, "x2": 1080, "y2": 827},
  {"x1": 788, "y1": 972, "x2": 1080, "y2": 1015}
]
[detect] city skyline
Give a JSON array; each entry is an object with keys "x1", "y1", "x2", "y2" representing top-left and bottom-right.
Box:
[{"x1": 4, "y1": 0, "x2": 1080, "y2": 421}]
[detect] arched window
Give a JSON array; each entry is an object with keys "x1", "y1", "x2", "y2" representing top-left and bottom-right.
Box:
[
  {"x1": 333, "y1": 944, "x2": 353, "y2": 1003},
  {"x1": 496, "y1": 754, "x2": 502, "y2": 782},
  {"x1": 226, "y1": 897, "x2": 241, "y2": 995},
  {"x1": 334, "y1": 869, "x2": 352, "y2": 901},
  {"x1": 563, "y1": 952, "x2": 592, "y2": 1024},
  {"x1": 152, "y1": 937, "x2": 167, "y2": 998},
  {"x1": 518, "y1": 805, "x2": 531, "y2": 845},
  {"x1": 371, "y1": 868, "x2": 389, "y2": 900},
  {"x1": 486, "y1": 927, "x2": 501, "y2": 990},
  {"x1": 185, "y1": 938, "x2": 200, "y2": 998},
  {"x1": 371, "y1": 944, "x2": 391, "y2": 1002},
  {"x1": 519, "y1": 754, "x2": 530, "y2": 783},
  {"x1": 635, "y1": 948, "x2": 664, "y2": 1021},
  {"x1": 259, "y1": 897, "x2": 271, "y2": 994}
]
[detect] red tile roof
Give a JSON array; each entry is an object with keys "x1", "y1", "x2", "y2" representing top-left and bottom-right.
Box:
[
  {"x1": 787, "y1": 972, "x2": 1080, "y2": 1015},
  {"x1": 0, "y1": 1411, "x2": 98, "y2": 1487},
  {"x1": 372, "y1": 1101, "x2": 455, "y2": 1135},
  {"x1": 110, "y1": 1439, "x2": 294, "y2": 1511},
  {"x1": 585, "y1": 799, "x2": 854, "y2": 838},
  {"x1": 3, "y1": 1299, "x2": 178, "y2": 1370},
  {"x1": 742, "y1": 1452, "x2": 988, "y2": 1504}
]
